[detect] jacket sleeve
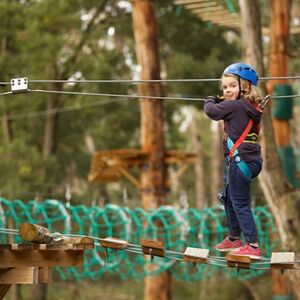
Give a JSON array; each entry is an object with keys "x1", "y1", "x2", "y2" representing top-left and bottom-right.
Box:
[{"x1": 204, "y1": 99, "x2": 234, "y2": 121}]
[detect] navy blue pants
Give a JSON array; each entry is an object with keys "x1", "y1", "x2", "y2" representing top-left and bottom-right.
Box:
[{"x1": 224, "y1": 158, "x2": 262, "y2": 243}]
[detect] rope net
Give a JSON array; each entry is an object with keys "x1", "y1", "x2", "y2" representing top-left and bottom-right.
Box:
[{"x1": 0, "y1": 197, "x2": 278, "y2": 281}]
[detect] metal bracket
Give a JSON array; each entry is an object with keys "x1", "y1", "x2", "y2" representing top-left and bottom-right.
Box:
[
  {"x1": 260, "y1": 95, "x2": 270, "y2": 109},
  {"x1": 10, "y1": 78, "x2": 29, "y2": 93}
]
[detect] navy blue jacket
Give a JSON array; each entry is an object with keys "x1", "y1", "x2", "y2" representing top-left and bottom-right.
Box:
[{"x1": 204, "y1": 98, "x2": 262, "y2": 162}]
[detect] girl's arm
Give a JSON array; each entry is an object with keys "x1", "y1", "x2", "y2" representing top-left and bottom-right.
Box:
[{"x1": 204, "y1": 98, "x2": 234, "y2": 121}]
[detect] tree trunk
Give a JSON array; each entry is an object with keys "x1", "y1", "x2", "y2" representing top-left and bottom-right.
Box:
[
  {"x1": 188, "y1": 107, "x2": 206, "y2": 209},
  {"x1": 43, "y1": 93, "x2": 59, "y2": 158},
  {"x1": 131, "y1": 1, "x2": 170, "y2": 300},
  {"x1": 239, "y1": 0, "x2": 300, "y2": 298},
  {"x1": 210, "y1": 121, "x2": 222, "y2": 205},
  {"x1": 1, "y1": 109, "x2": 13, "y2": 143},
  {"x1": 268, "y1": 0, "x2": 300, "y2": 297}
]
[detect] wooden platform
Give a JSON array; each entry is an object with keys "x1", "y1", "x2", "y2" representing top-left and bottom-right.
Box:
[
  {"x1": 88, "y1": 148, "x2": 197, "y2": 183},
  {"x1": 0, "y1": 242, "x2": 94, "y2": 299}
]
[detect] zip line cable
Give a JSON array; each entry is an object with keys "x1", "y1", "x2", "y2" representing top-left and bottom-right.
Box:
[
  {"x1": 1, "y1": 75, "x2": 300, "y2": 85},
  {"x1": 1, "y1": 88, "x2": 300, "y2": 101},
  {"x1": 0, "y1": 89, "x2": 299, "y2": 121},
  {"x1": 0, "y1": 75, "x2": 299, "y2": 120}
]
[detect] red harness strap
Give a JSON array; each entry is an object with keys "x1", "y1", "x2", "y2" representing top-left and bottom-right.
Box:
[{"x1": 228, "y1": 119, "x2": 254, "y2": 158}]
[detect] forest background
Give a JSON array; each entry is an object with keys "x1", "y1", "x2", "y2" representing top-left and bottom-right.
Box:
[{"x1": 1, "y1": 0, "x2": 300, "y2": 299}]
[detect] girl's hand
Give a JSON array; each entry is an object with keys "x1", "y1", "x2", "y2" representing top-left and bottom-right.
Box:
[{"x1": 206, "y1": 95, "x2": 225, "y2": 103}]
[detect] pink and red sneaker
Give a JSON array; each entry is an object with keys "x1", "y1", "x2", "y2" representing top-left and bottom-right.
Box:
[
  {"x1": 215, "y1": 237, "x2": 243, "y2": 252},
  {"x1": 230, "y1": 244, "x2": 262, "y2": 260}
]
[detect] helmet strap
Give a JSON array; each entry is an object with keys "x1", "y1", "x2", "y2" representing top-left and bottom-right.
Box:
[
  {"x1": 238, "y1": 77, "x2": 248, "y2": 98},
  {"x1": 238, "y1": 77, "x2": 242, "y2": 98}
]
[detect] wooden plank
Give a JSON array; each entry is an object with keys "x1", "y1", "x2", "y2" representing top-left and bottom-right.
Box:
[
  {"x1": 100, "y1": 237, "x2": 128, "y2": 250},
  {"x1": 0, "y1": 267, "x2": 51, "y2": 284},
  {"x1": 271, "y1": 252, "x2": 295, "y2": 269},
  {"x1": 184, "y1": 3, "x2": 219, "y2": 10},
  {"x1": 10, "y1": 244, "x2": 40, "y2": 250},
  {"x1": 226, "y1": 254, "x2": 251, "y2": 269},
  {"x1": 191, "y1": 7, "x2": 229, "y2": 14},
  {"x1": 0, "y1": 250, "x2": 84, "y2": 268},
  {"x1": 0, "y1": 245, "x2": 11, "y2": 250},
  {"x1": 183, "y1": 247, "x2": 209, "y2": 263},
  {"x1": 175, "y1": 0, "x2": 215, "y2": 4},
  {"x1": 38, "y1": 267, "x2": 52, "y2": 284},
  {"x1": 0, "y1": 284, "x2": 11, "y2": 299},
  {"x1": 141, "y1": 239, "x2": 165, "y2": 257},
  {"x1": 8, "y1": 242, "x2": 94, "y2": 251}
]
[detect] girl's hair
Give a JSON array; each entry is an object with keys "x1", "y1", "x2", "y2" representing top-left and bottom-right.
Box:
[{"x1": 220, "y1": 73, "x2": 263, "y2": 104}]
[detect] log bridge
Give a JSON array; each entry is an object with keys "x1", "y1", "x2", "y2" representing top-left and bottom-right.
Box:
[{"x1": 0, "y1": 223, "x2": 94, "y2": 299}]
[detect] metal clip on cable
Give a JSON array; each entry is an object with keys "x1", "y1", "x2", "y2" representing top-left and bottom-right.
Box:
[
  {"x1": 260, "y1": 95, "x2": 270, "y2": 109},
  {"x1": 10, "y1": 78, "x2": 29, "y2": 94}
]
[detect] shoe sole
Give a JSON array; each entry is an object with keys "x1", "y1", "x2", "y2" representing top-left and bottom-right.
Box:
[{"x1": 215, "y1": 247, "x2": 241, "y2": 252}]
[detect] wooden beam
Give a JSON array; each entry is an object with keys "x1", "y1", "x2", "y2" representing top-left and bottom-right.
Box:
[
  {"x1": 198, "y1": 11, "x2": 239, "y2": 17},
  {"x1": 1, "y1": 243, "x2": 94, "y2": 251},
  {"x1": 0, "y1": 284, "x2": 11, "y2": 299},
  {"x1": 0, "y1": 249, "x2": 84, "y2": 268},
  {"x1": 0, "y1": 267, "x2": 51, "y2": 284},
  {"x1": 184, "y1": 3, "x2": 220, "y2": 10},
  {"x1": 119, "y1": 167, "x2": 141, "y2": 188},
  {"x1": 204, "y1": 19, "x2": 241, "y2": 26},
  {"x1": 191, "y1": 7, "x2": 229, "y2": 14},
  {"x1": 175, "y1": 0, "x2": 214, "y2": 4},
  {"x1": 200, "y1": 16, "x2": 241, "y2": 24}
]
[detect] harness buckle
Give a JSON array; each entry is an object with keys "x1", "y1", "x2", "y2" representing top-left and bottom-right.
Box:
[{"x1": 234, "y1": 156, "x2": 241, "y2": 163}]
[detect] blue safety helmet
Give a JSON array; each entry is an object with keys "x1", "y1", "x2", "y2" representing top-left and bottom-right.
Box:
[{"x1": 223, "y1": 63, "x2": 259, "y2": 86}]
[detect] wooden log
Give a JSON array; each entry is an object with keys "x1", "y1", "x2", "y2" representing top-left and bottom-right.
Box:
[
  {"x1": 19, "y1": 223, "x2": 52, "y2": 243},
  {"x1": 19, "y1": 223, "x2": 94, "y2": 246}
]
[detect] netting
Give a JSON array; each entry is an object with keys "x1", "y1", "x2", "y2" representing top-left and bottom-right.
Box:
[{"x1": 0, "y1": 197, "x2": 278, "y2": 282}]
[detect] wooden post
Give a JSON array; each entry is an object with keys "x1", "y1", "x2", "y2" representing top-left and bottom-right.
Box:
[
  {"x1": 239, "y1": 0, "x2": 298, "y2": 298},
  {"x1": 269, "y1": 0, "x2": 291, "y2": 147},
  {"x1": 268, "y1": 1, "x2": 295, "y2": 298},
  {"x1": 131, "y1": 1, "x2": 170, "y2": 300},
  {"x1": 131, "y1": 0, "x2": 167, "y2": 210}
]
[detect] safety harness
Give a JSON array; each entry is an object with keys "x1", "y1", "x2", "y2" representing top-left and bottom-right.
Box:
[
  {"x1": 226, "y1": 118, "x2": 254, "y2": 180},
  {"x1": 223, "y1": 94, "x2": 270, "y2": 182},
  {"x1": 218, "y1": 94, "x2": 270, "y2": 204}
]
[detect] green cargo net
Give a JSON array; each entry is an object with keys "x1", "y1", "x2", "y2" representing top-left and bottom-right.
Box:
[{"x1": 0, "y1": 198, "x2": 278, "y2": 282}]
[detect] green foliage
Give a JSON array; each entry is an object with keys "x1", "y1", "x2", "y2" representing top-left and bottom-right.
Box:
[
  {"x1": 0, "y1": 0, "x2": 239, "y2": 203},
  {"x1": 0, "y1": 139, "x2": 58, "y2": 198}
]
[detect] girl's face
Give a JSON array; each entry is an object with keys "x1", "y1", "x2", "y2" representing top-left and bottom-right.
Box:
[{"x1": 221, "y1": 76, "x2": 240, "y2": 100}]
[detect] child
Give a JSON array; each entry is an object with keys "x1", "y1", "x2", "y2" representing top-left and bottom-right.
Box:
[{"x1": 204, "y1": 63, "x2": 263, "y2": 259}]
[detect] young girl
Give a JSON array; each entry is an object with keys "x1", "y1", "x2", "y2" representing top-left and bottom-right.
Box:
[{"x1": 204, "y1": 63, "x2": 263, "y2": 259}]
